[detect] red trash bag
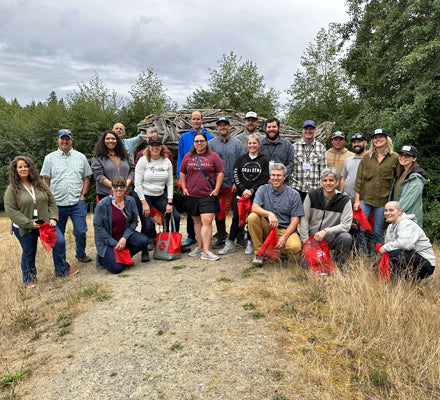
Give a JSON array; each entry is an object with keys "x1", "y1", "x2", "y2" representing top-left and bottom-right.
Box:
[
  {"x1": 375, "y1": 243, "x2": 390, "y2": 282},
  {"x1": 151, "y1": 206, "x2": 164, "y2": 225},
  {"x1": 257, "y1": 228, "x2": 280, "y2": 259},
  {"x1": 39, "y1": 223, "x2": 58, "y2": 253},
  {"x1": 216, "y1": 188, "x2": 233, "y2": 220},
  {"x1": 303, "y1": 236, "x2": 337, "y2": 276},
  {"x1": 237, "y1": 196, "x2": 252, "y2": 227},
  {"x1": 353, "y1": 207, "x2": 372, "y2": 233},
  {"x1": 114, "y1": 248, "x2": 133, "y2": 265}
]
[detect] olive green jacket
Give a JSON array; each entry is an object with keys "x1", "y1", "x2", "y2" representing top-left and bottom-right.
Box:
[{"x1": 4, "y1": 183, "x2": 58, "y2": 236}]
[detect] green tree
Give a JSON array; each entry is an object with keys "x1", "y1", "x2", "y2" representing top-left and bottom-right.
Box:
[
  {"x1": 286, "y1": 24, "x2": 359, "y2": 130},
  {"x1": 185, "y1": 52, "x2": 280, "y2": 118}
]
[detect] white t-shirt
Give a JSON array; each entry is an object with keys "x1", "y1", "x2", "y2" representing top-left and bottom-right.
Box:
[{"x1": 134, "y1": 157, "x2": 174, "y2": 199}]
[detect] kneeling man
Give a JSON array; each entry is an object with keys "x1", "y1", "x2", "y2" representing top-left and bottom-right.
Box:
[
  {"x1": 248, "y1": 163, "x2": 304, "y2": 267},
  {"x1": 300, "y1": 167, "x2": 352, "y2": 274},
  {"x1": 379, "y1": 201, "x2": 435, "y2": 279}
]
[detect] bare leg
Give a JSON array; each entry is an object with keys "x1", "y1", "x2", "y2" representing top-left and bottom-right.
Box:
[
  {"x1": 192, "y1": 216, "x2": 203, "y2": 250},
  {"x1": 200, "y1": 213, "x2": 214, "y2": 253}
]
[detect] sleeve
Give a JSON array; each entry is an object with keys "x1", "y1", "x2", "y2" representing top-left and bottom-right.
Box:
[
  {"x1": 251, "y1": 157, "x2": 270, "y2": 194},
  {"x1": 382, "y1": 220, "x2": 419, "y2": 253},
  {"x1": 285, "y1": 143, "x2": 295, "y2": 178},
  {"x1": 82, "y1": 154, "x2": 93, "y2": 177},
  {"x1": 47, "y1": 185, "x2": 59, "y2": 221},
  {"x1": 166, "y1": 159, "x2": 174, "y2": 199},
  {"x1": 398, "y1": 177, "x2": 424, "y2": 214},
  {"x1": 39, "y1": 155, "x2": 51, "y2": 178},
  {"x1": 319, "y1": 144, "x2": 327, "y2": 173},
  {"x1": 179, "y1": 154, "x2": 188, "y2": 175},
  {"x1": 127, "y1": 157, "x2": 136, "y2": 183},
  {"x1": 93, "y1": 202, "x2": 118, "y2": 248},
  {"x1": 233, "y1": 157, "x2": 246, "y2": 194},
  {"x1": 341, "y1": 160, "x2": 348, "y2": 178},
  {"x1": 122, "y1": 198, "x2": 138, "y2": 240},
  {"x1": 290, "y1": 191, "x2": 305, "y2": 218},
  {"x1": 4, "y1": 187, "x2": 34, "y2": 230},
  {"x1": 176, "y1": 136, "x2": 185, "y2": 178},
  {"x1": 300, "y1": 195, "x2": 311, "y2": 243},
  {"x1": 253, "y1": 185, "x2": 265, "y2": 207},
  {"x1": 353, "y1": 158, "x2": 364, "y2": 194},
  {"x1": 134, "y1": 157, "x2": 147, "y2": 201},
  {"x1": 324, "y1": 199, "x2": 353, "y2": 236},
  {"x1": 213, "y1": 153, "x2": 225, "y2": 173},
  {"x1": 91, "y1": 157, "x2": 107, "y2": 184}
]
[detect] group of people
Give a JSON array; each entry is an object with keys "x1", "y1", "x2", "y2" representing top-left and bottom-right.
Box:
[{"x1": 4, "y1": 111, "x2": 436, "y2": 287}]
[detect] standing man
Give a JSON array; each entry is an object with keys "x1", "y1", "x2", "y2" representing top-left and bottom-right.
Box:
[
  {"x1": 260, "y1": 118, "x2": 294, "y2": 181},
  {"x1": 340, "y1": 133, "x2": 368, "y2": 200},
  {"x1": 41, "y1": 129, "x2": 93, "y2": 263},
  {"x1": 300, "y1": 167, "x2": 353, "y2": 275},
  {"x1": 326, "y1": 131, "x2": 353, "y2": 189},
  {"x1": 248, "y1": 163, "x2": 304, "y2": 268},
  {"x1": 236, "y1": 111, "x2": 264, "y2": 148},
  {"x1": 291, "y1": 120, "x2": 327, "y2": 201},
  {"x1": 209, "y1": 116, "x2": 245, "y2": 249},
  {"x1": 177, "y1": 111, "x2": 214, "y2": 247}
]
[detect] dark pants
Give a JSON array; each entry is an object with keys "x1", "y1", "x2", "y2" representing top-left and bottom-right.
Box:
[
  {"x1": 98, "y1": 231, "x2": 149, "y2": 274},
  {"x1": 389, "y1": 249, "x2": 435, "y2": 280},
  {"x1": 229, "y1": 197, "x2": 245, "y2": 242},
  {"x1": 185, "y1": 198, "x2": 195, "y2": 240},
  {"x1": 142, "y1": 193, "x2": 180, "y2": 234}
]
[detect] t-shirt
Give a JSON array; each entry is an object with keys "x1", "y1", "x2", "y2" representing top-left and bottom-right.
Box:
[
  {"x1": 341, "y1": 155, "x2": 363, "y2": 199},
  {"x1": 179, "y1": 152, "x2": 224, "y2": 198},
  {"x1": 134, "y1": 157, "x2": 174, "y2": 199}
]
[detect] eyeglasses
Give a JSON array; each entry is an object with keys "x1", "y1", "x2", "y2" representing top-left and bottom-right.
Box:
[
  {"x1": 112, "y1": 184, "x2": 125, "y2": 189},
  {"x1": 194, "y1": 140, "x2": 206, "y2": 143},
  {"x1": 59, "y1": 129, "x2": 71, "y2": 135}
]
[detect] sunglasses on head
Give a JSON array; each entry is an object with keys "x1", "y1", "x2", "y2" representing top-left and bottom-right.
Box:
[{"x1": 112, "y1": 184, "x2": 125, "y2": 189}]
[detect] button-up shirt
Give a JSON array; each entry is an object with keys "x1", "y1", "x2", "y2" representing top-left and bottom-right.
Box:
[{"x1": 40, "y1": 148, "x2": 92, "y2": 206}]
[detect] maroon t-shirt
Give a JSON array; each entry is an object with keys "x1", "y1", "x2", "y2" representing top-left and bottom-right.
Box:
[
  {"x1": 112, "y1": 205, "x2": 126, "y2": 241},
  {"x1": 179, "y1": 152, "x2": 224, "y2": 198}
]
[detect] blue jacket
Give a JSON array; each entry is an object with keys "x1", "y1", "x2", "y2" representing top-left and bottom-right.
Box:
[
  {"x1": 176, "y1": 128, "x2": 213, "y2": 178},
  {"x1": 93, "y1": 195, "x2": 139, "y2": 257}
]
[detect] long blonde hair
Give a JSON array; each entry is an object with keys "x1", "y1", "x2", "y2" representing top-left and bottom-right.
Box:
[{"x1": 367, "y1": 136, "x2": 394, "y2": 158}]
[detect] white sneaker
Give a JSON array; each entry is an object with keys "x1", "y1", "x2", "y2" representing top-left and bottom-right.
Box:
[
  {"x1": 188, "y1": 247, "x2": 203, "y2": 257},
  {"x1": 245, "y1": 240, "x2": 254, "y2": 255},
  {"x1": 201, "y1": 251, "x2": 220, "y2": 261},
  {"x1": 218, "y1": 240, "x2": 235, "y2": 255}
]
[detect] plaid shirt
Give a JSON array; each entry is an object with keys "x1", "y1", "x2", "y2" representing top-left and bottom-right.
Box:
[
  {"x1": 290, "y1": 139, "x2": 327, "y2": 193},
  {"x1": 40, "y1": 148, "x2": 92, "y2": 206}
]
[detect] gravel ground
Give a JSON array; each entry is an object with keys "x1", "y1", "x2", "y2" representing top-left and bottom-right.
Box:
[{"x1": 16, "y1": 242, "x2": 313, "y2": 400}]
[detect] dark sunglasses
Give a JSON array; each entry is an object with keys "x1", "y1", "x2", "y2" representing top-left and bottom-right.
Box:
[{"x1": 112, "y1": 184, "x2": 125, "y2": 189}]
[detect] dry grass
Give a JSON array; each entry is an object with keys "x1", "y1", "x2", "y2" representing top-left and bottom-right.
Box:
[{"x1": 1, "y1": 210, "x2": 440, "y2": 399}]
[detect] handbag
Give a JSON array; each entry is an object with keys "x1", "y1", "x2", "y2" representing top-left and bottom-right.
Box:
[
  {"x1": 153, "y1": 214, "x2": 182, "y2": 261},
  {"x1": 195, "y1": 154, "x2": 220, "y2": 212}
]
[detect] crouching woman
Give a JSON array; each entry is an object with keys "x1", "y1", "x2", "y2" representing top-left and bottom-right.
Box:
[
  {"x1": 379, "y1": 201, "x2": 435, "y2": 279},
  {"x1": 94, "y1": 176, "x2": 149, "y2": 273}
]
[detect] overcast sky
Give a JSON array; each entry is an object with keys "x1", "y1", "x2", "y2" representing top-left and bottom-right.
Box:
[{"x1": 0, "y1": 0, "x2": 348, "y2": 108}]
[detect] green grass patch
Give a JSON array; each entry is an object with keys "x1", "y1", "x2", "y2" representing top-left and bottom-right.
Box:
[
  {"x1": 243, "y1": 302, "x2": 255, "y2": 310},
  {"x1": 171, "y1": 342, "x2": 183, "y2": 351}
]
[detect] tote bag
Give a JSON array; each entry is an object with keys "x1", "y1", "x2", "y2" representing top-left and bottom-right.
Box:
[{"x1": 153, "y1": 214, "x2": 182, "y2": 261}]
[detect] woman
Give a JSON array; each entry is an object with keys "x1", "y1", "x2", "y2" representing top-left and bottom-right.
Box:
[
  {"x1": 219, "y1": 134, "x2": 269, "y2": 255},
  {"x1": 4, "y1": 156, "x2": 77, "y2": 287},
  {"x1": 134, "y1": 136, "x2": 180, "y2": 251},
  {"x1": 179, "y1": 132, "x2": 224, "y2": 261},
  {"x1": 390, "y1": 145, "x2": 428, "y2": 227},
  {"x1": 91, "y1": 130, "x2": 135, "y2": 200},
  {"x1": 380, "y1": 201, "x2": 435, "y2": 279},
  {"x1": 93, "y1": 176, "x2": 149, "y2": 274},
  {"x1": 353, "y1": 128, "x2": 399, "y2": 250}
]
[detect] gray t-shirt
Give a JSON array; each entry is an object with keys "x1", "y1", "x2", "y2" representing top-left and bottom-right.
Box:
[
  {"x1": 253, "y1": 184, "x2": 304, "y2": 229},
  {"x1": 341, "y1": 155, "x2": 363, "y2": 199}
]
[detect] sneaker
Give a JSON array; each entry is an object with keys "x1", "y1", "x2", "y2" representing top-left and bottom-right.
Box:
[
  {"x1": 218, "y1": 240, "x2": 235, "y2": 255},
  {"x1": 68, "y1": 268, "x2": 79, "y2": 276},
  {"x1": 26, "y1": 282, "x2": 37, "y2": 288},
  {"x1": 252, "y1": 255, "x2": 264, "y2": 268},
  {"x1": 212, "y1": 238, "x2": 225, "y2": 249},
  {"x1": 236, "y1": 238, "x2": 247, "y2": 248},
  {"x1": 180, "y1": 246, "x2": 191, "y2": 253},
  {"x1": 76, "y1": 255, "x2": 92, "y2": 263},
  {"x1": 188, "y1": 247, "x2": 203, "y2": 257},
  {"x1": 201, "y1": 251, "x2": 220, "y2": 261},
  {"x1": 245, "y1": 241, "x2": 254, "y2": 255},
  {"x1": 141, "y1": 249, "x2": 150, "y2": 263},
  {"x1": 181, "y1": 237, "x2": 197, "y2": 247},
  {"x1": 96, "y1": 261, "x2": 105, "y2": 270},
  {"x1": 147, "y1": 242, "x2": 156, "y2": 251}
]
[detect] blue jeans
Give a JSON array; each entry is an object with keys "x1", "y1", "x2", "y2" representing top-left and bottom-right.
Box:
[
  {"x1": 358, "y1": 201, "x2": 385, "y2": 252},
  {"x1": 98, "y1": 231, "x2": 149, "y2": 274},
  {"x1": 141, "y1": 193, "x2": 180, "y2": 235},
  {"x1": 13, "y1": 225, "x2": 71, "y2": 285},
  {"x1": 57, "y1": 200, "x2": 88, "y2": 259}
]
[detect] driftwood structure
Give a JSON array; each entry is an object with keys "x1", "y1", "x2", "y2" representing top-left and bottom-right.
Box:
[{"x1": 137, "y1": 109, "x2": 335, "y2": 151}]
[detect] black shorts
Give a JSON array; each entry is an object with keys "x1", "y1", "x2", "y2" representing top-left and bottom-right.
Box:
[{"x1": 188, "y1": 196, "x2": 217, "y2": 216}]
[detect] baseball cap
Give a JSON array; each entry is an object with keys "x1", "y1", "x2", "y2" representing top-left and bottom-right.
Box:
[
  {"x1": 245, "y1": 111, "x2": 258, "y2": 119},
  {"x1": 216, "y1": 116, "x2": 230, "y2": 125},
  {"x1": 398, "y1": 145, "x2": 418, "y2": 157},
  {"x1": 351, "y1": 133, "x2": 367, "y2": 141},
  {"x1": 332, "y1": 131, "x2": 345, "y2": 139},
  {"x1": 147, "y1": 136, "x2": 162, "y2": 145},
  {"x1": 302, "y1": 120, "x2": 316, "y2": 128},
  {"x1": 371, "y1": 128, "x2": 388, "y2": 137},
  {"x1": 58, "y1": 129, "x2": 72, "y2": 138}
]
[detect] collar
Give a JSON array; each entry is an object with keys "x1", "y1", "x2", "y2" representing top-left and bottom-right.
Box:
[
  {"x1": 270, "y1": 184, "x2": 285, "y2": 194},
  {"x1": 302, "y1": 138, "x2": 315, "y2": 147},
  {"x1": 57, "y1": 148, "x2": 73, "y2": 156}
]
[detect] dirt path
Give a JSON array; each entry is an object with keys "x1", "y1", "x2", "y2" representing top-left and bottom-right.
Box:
[{"x1": 17, "y1": 245, "x2": 315, "y2": 400}]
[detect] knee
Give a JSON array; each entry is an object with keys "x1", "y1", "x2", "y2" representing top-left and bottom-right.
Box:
[
  {"x1": 338, "y1": 232, "x2": 353, "y2": 247},
  {"x1": 247, "y1": 212, "x2": 259, "y2": 226}
]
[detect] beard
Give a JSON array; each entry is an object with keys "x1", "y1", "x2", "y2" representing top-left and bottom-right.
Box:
[
  {"x1": 266, "y1": 131, "x2": 279, "y2": 141},
  {"x1": 353, "y1": 144, "x2": 365, "y2": 155}
]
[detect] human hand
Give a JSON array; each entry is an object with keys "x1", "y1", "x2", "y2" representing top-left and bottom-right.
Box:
[
  {"x1": 314, "y1": 230, "x2": 326, "y2": 241},
  {"x1": 268, "y1": 212, "x2": 278, "y2": 229},
  {"x1": 49, "y1": 219, "x2": 57, "y2": 227},
  {"x1": 116, "y1": 237, "x2": 127, "y2": 251},
  {"x1": 276, "y1": 235, "x2": 286, "y2": 249},
  {"x1": 143, "y1": 204, "x2": 150, "y2": 217},
  {"x1": 166, "y1": 204, "x2": 173, "y2": 214},
  {"x1": 243, "y1": 189, "x2": 252, "y2": 199}
]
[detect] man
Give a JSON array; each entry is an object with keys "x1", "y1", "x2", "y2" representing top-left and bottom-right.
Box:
[
  {"x1": 235, "y1": 111, "x2": 264, "y2": 148},
  {"x1": 112, "y1": 122, "x2": 142, "y2": 161},
  {"x1": 291, "y1": 120, "x2": 327, "y2": 201},
  {"x1": 248, "y1": 163, "x2": 304, "y2": 267},
  {"x1": 41, "y1": 129, "x2": 93, "y2": 263},
  {"x1": 260, "y1": 117, "x2": 294, "y2": 181},
  {"x1": 326, "y1": 131, "x2": 353, "y2": 189},
  {"x1": 209, "y1": 116, "x2": 245, "y2": 249},
  {"x1": 300, "y1": 167, "x2": 353, "y2": 275},
  {"x1": 177, "y1": 111, "x2": 214, "y2": 247},
  {"x1": 340, "y1": 133, "x2": 368, "y2": 200}
]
